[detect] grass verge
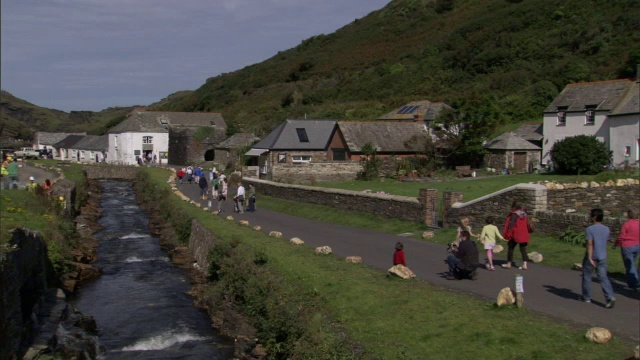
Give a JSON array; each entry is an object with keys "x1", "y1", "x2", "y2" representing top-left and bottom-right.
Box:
[{"x1": 139, "y1": 167, "x2": 633, "y2": 359}]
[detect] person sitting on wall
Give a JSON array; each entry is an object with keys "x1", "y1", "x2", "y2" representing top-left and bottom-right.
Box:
[{"x1": 445, "y1": 230, "x2": 480, "y2": 280}]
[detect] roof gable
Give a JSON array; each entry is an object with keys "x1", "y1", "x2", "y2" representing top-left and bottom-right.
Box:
[
  {"x1": 484, "y1": 132, "x2": 541, "y2": 150},
  {"x1": 610, "y1": 81, "x2": 640, "y2": 116},
  {"x1": 216, "y1": 133, "x2": 260, "y2": 149},
  {"x1": 338, "y1": 121, "x2": 430, "y2": 153},
  {"x1": 544, "y1": 79, "x2": 633, "y2": 112},
  {"x1": 108, "y1": 111, "x2": 226, "y2": 134},
  {"x1": 252, "y1": 119, "x2": 336, "y2": 150}
]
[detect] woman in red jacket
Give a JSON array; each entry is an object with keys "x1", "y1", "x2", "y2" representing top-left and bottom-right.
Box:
[{"x1": 501, "y1": 201, "x2": 532, "y2": 270}]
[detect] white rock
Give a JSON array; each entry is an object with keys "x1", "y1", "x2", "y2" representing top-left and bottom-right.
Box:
[
  {"x1": 528, "y1": 252, "x2": 543, "y2": 263},
  {"x1": 346, "y1": 256, "x2": 362, "y2": 263},
  {"x1": 493, "y1": 245, "x2": 504, "y2": 254},
  {"x1": 496, "y1": 287, "x2": 516, "y2": 306},
  {"x1": 387, "y1": 264, "x2": 415, "y2": 279},
  {"x1": 239, "y1": 220, "x2": 249, "y2": 226},
  {"x1": 253, "y1": 225, "x2": 262, "y2": 231},
  {"x1": 226, "y1": 216, "x2": 234, "y2": 221},
  {"x1": 269, "y1": 231, "x2": 283, "y2": 238},
  {"x1": 314, "y1": 246, "x2": 332, "y2": 255},
  {"x1": 585, "y1": 327, "x2": 612, "y2": 344},
  {"x1": 289, "y1": 237, "x2": 304, "y2": 245},
  {"x1": 616, "y1": 179, "x2": 628, "y2": 186},
  {"x1": 589, "y1": 181, "x2": 600, "y2": 188},
  {"x1": 422, "y1": 231, "x2": 435, "y2": 239}
]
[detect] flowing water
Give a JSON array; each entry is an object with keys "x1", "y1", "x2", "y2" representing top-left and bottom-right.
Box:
[{"x1": 72, "y1": 181, "x2": 233, "y2": 359}]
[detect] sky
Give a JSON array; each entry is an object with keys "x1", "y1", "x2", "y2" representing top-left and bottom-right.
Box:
[{"x1": 1, "y1": 0, "x2": 389, "y2": 112}]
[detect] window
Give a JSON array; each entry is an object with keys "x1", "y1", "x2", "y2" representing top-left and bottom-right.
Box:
[
  {"x1": 292, "y1": 155, "x2": 311, "y2": 163},
  {"x1": 143, "y1": 136, "x2": 153, "y2": 144},
  {"x1": 296, "y1": 128, "x2": 309, "y2": 142},
  {"x1": 585, "y1": 105, "x2": 596, "y2": 125},
  {"x1": 278, "y1": 153, "x2": 287, "y2": 163},
  {"x1": 556, "y1": 106, "x2": 567, "y2": 126},
  {"x1": 332, "y1": 148, "x2": 346, "y2": 161}
]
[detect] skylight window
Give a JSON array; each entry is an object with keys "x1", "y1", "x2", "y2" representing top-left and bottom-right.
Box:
[{"x1": 296, "y1": 128, "x2": 309, "y2": 142}]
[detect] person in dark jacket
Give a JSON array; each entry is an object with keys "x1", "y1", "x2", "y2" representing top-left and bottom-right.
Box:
[
  {"x1": 501, "y1": 201, "x2": 532, "y2": 270},
  {"x1": 445, "y1": 230, "x2": 479, "y2": 280},
  {"x1": 198, "y1": 175, "x2": 208, "y2": 200}
]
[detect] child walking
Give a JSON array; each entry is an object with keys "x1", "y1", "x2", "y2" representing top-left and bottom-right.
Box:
[
  {"x1": 393, "y1": 242, "x2": 406, "y2": 266},
  {"x1": 480, "y1": 216, "x2": 505, "y2": 270},
  {"x1": 455, "y1": 217, "x2": 479, "y2": 247}
]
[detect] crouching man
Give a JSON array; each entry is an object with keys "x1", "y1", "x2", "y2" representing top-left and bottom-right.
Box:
[{"x1": 445, "y1": 230, "x2": 480, "y2": 280}]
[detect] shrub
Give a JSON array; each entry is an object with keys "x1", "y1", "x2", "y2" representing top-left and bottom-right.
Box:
[
  {"x1": 559, "y1": 226, "x2": 586, "y2": 246},
  {"x1": 357, "y1": 143, "x2": 382, "y2": 181},
  {"x1": 550, "y1": 135, "x2": 611, "y2": 175}
]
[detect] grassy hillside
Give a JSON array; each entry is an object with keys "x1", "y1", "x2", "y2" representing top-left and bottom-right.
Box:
[
  {"x1": 0, "y1": 90, "x2": 134, "y2": 143},
  {"x1": 152, "y1": 0, "x2": 640, "y2": 137}
]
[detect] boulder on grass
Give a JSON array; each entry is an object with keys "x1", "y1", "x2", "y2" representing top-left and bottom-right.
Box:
[
  {"x1": 585, "y1": 327, "x2": 612, "y2": 344},
  {"x1": 572, "y1": 263, "x2": 583, "y2": 271},
  {"x1": 387, "y1": 264, "x2": 416, "y2": 279},
  {"x1": 528, "y1": 252, "x2": 543, "y2": 263},
  {"x1": 253, "y1": 225, "x2": 262, "y2": 231},
  {"x1": 493, "y1": 244, "x2": 504, "y2": 254},
  {"x1": 269, "y1": 231, "x2": 283, "y2": 238},
  {"x1": 496, "y1": 287, "x2": 516, "y2": 307},
  {"x1": 422, "y1": 231, "x2": 435, "y2": 239},
  {"x1": 314, "y1": 246, "x2": 332, "y2": 255},
  {"x1": 239, "y1": 220, "x2": 249, "y2": 226},
  {"x1": 345, "y1": 256, "x2": 362, "y2": 264},
  {"x1": 289, "y1": 237, "x2": 304, "y2": 245},
  {"x1": 226, "y1": 216, "x2": 234, "y2": 221}
]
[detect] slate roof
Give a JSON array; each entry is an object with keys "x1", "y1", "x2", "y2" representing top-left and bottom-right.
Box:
[
  {"x1": 484, "y1": 132, "x2": 541, "y2": 150},
  {"x1": 34, "y1": 132, "x2": 87, "y2": 146},
  {"x1": 544, "y1": 79, "x2": 634, "y2": 112},
  {"x1": 512, "y1": 123, "x2": 543, "y2": 141},
  {"x1": 108, "y1": 111, "x2": 226, "y2": 133},
  {"x1": 71, "y1": 135, "x2": 108, "y2": 151},
  {"x1": 338, "y1": 121, "x2": 430, "y2": 153},
  {"x1": 216, "y1": 133, "x2": 260, "y2": 149},
  {"x1": 378, "y1": 100, "x2": 452, "y2": 121},
  {"x1": 610, "y1": 81, "x2": 640, "y2": 116},
  {"x1": 52, "y1": 135, "x2": 85, "y2": 149},
  {"x1": 251, "y1": 119, "x2": 337, "y2": 150}
]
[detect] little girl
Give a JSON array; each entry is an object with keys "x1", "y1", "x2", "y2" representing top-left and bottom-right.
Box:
[
  {"x1": 393, "y1": 242, "x2": 406, "y2": 267},
  {"x1": 455, "y1": 217, "x2": 479, "y2": 247},
  {"x1": 480, "y1": 216, "x2": 505, "y2": 270}
]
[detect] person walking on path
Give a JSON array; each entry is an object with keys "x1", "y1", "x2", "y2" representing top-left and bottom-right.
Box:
[
  {"x1": 7, "y1": 158, "x2": 19, "y2": 189},
  {"x1": 614, "y1": 209, "x2": 639, "y2": 291},
  {"x1": 455, "y1": 216, "x2": 479, "y2": 246},
  {"x1": 501, "y1": 201, "x2": 532, "y2": 270},
  {"x1": 198, "y1": 174, "x2": 208, "y2": 200},
  {"x1": 581, "y1": 208, "x2": 616, "y2": 308},
  {"x1": 393, "y1": 242, "x2": 406, "y2": 266},
  {"x1": 235, "y1": 182, "x2": 245, "y2": 214},
  {"x1": 480, "y1": 216, "x2": 505, "y2": 271},
  {"x1": 445, "y1": 230, "x2": 479, "y2": 280},
  {"x1": 247, "y1": 184, "x2": 256, "y2": 212},
  {"x1": 216, "y1": 178, "x2": 227, "y2": 213}
]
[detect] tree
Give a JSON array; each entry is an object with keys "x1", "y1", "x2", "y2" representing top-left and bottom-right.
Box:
[
  {"x1": 432, "y1": 98, "x2": 502, "y2": 167},
  {"x1": 357, "y1": 143, "x2": 382, "y2": 181},
  {"x1": 550, "y1": 135, "x2": 611, "y2": 175}
]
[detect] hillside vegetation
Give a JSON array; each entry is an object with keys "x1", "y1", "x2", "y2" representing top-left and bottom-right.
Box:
[
  {"x1": 0, "y1": 90, "x2": 134, "y2": 142},
  {"x1": 152, "y1": 0, "x2": 640, "y2": 137}
]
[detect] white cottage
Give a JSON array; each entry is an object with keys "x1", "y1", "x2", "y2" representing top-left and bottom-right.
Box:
[
  {"x1": 107, "y1": 112, "x2": 170, "y2": 165},
  {"x1": 542, "y1": 78, "x2": 639, "y2": 167}
]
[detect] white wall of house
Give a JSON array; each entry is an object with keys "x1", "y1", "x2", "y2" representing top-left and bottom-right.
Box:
[
  {"x1": 609, "y1": 114, "x2": 640, "y2": 165},
  {"x1": 542, "y1": 111, "x2": 609, "y2": 165},
  {"x1": 107, "y1": 132, "x2": 169, "y2": 165}
]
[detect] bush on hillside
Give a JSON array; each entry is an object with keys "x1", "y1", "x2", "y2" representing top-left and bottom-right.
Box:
[{"x1": 550, "y1": 135, "x2": 611, "y2": 175}]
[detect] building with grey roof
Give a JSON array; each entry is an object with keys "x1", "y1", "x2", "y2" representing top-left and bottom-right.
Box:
[
  {"x1": 33, "y1": 132, "x2": 87, "y2": 151},
  {"x1": 484, "y1": 132, "x2": 541, "y2": 173},
  {"x1": 543, "y1": 78, "x2": 639, "y2": 166},
  {"x1": 214, "y1": 133, "x2": 260, "y2": 168}
]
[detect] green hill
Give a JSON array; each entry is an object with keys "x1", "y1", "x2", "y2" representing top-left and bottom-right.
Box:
[
  {"x1": 152, "y1": 0, "x2": 640, "y2": 136},
  {"x1": 0, "y1": 90, "x2": 134, "y2": 143}
]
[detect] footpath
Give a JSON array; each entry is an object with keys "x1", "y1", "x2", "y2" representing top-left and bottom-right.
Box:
[{"x1": 176, "y1": 180, "x2": 640, "y2": 343}]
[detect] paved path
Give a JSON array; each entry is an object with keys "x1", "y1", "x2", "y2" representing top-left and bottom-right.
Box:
[{"x1": 178, "y1": 180, "x2": 640, "y2": 341}]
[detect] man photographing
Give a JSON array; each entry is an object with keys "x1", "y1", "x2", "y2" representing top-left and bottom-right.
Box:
[{"x1": 445, "y1": 230, "x2": 479, "y2": 280}]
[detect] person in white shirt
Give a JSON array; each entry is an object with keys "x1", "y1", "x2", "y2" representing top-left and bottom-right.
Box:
[{"x1": 235, "y1": 182, "x2": 246, "y2": 213}]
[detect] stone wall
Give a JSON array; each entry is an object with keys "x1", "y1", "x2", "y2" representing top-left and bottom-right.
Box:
[
  {"x1": 169, "y1": 128, "x2": 226, "y2": 165},
  {"x1": 271, "y1": 162, "x2": 361, "y2": 184},
  {"x1": 243, "y1": 178, "x2": 425, "y2": 223},
  {"x1": 83, "y1": 165, "x2": 140, "y2": 180},
  {"x1": 188, "y1": 220, "x2": 220, "y2": 274},
  {"x1": 0, "y1": 229, "x2": 49, "y2": 359},
  {"x1": 545, "y1": 179, "x2": 639, "y2": 214}
]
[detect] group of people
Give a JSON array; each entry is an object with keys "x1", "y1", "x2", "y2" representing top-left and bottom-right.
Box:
[
  {"x1": 394, "y1": 200, "x2": 638, "y2": 310},
  {"x1": 178, "y1": 166, "x2": 257, "y2": 214}
]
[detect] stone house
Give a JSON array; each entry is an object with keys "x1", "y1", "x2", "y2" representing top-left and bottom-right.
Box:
[
  {"x1": 483, "y1": 132, "x2": 541, "y2": 173},
  {"x1": 542, "y1": 78, "x2": 639, "y2": 167},
  {"x1": 51, "y1": 135, "x2": 84, "y2": 161},
  {"x1": 106, "y1": 111, "x2": 227, "y2": 165},
  {"x1": 337, "y1": 121, "x2": 431, "y2": 160},
  {"x1": 33, "y1": 132, "x2": 87, "y2": 153},
  {"x1": 68, "y1": 135, "x2": 108, "y2": 163},
  {"x1": 214, "y1": 133, "x2": 260, "y2": 168}
]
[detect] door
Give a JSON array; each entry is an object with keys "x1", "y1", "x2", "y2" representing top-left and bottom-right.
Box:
[{"x1": 513, "y1": 152, "x2": 527, "y2": 173}]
